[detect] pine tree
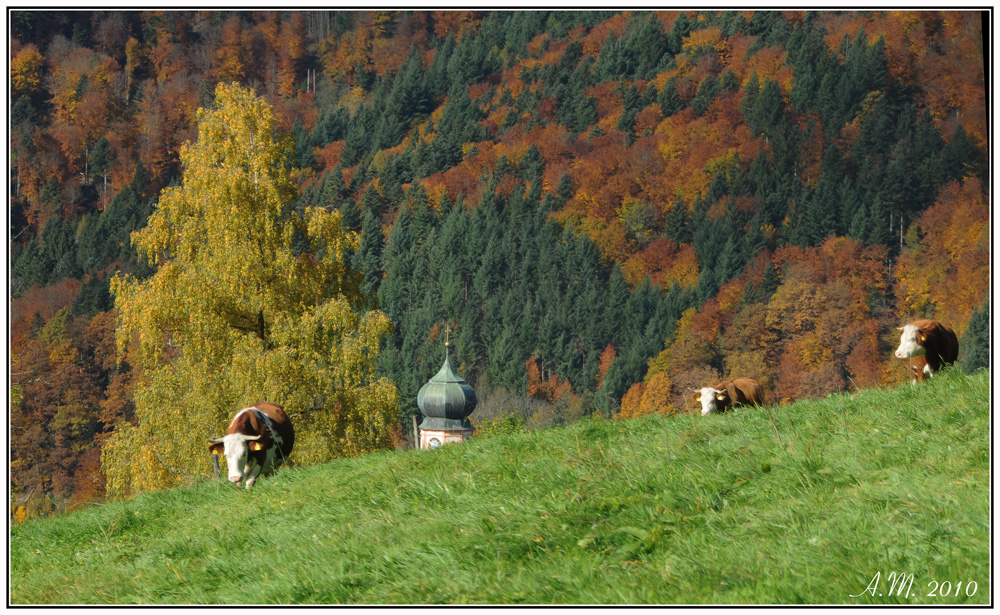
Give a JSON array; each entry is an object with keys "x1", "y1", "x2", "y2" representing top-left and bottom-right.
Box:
[
  {"x1": 520, "y1": 144, "x2": 545, "y2": 184},
  {"x1": 11, "y1": 237, "x2": 51, "y2": 288},
  {"x1": 836, "y1": 177, "x2": 861, "y2": 237},
  {"x1": 627, "y1": 13, "x2": 670, "y2": 80},
  {"x1": 90, "y1": 136, "x2": 113, "y2": 197},
  {"x1": 378, "y1": 206, "x2": 416, "y2": 321},
  {"x1": 488, "y1": 325, "x2": 525, "y2": 390},
  {"x1": 739, "y1": 71, "x2": 760, "y2": 122},
  {"x1": 556, "y1": 173, "x2": 575, "y2": 204},
  {"x1": 425, "y1": 34, "x2": 455, "y2": 94},
  {"x1": 692, "y1": 74, "x2": 719, "y2": 116},
  {"x1": 866, "y1": 195, "x2": 890, "y2": 246},
  {"x1": 338, "y1": 197, "x2": 361, "y2": 234},
  {"x1": 718, "y1": 69, "x2": 739, "y2": 93},
  {"x1": 664, "y1": 195, "x2": 691, "y2": 244},
  {"x1": 940, "y1": 124, "x2": 978, "y2": 183},
  {"x1": 376, "y1": 48, "x2": 431, "y2": 150},
  {"x1": 40, "y1": 216, "x2": 75, "y2": 277},
  {"x1": 72, "y1": 273, "x2": 112, "y2": 316},
  {"x1": 341, "y1": 103, "x2": 377, "y2": 167},
  {"x1": 788, "y1": 19, "x2": 829, "y2": 113},
  {"x1": 804, "y1": 186, "x2": 837, "y2": 246},
  {"x1": 658, "y1": 76, "x2": 682, "y2": 117},
  {"x1": 11, "y1": 95, "x2": 36, "y2": 126},
  {"x1": 960, "y1": 298, "x2": 989, "y2": 373},
  {"x1": 666, "y1": 12, "x2": 691, "y2": 55},
  {"x1": 292, "y1": 118, "x2": 316, "y2": 169},
  {"x1": 604, "y1": 265, "x2": 629, "y2": 342},
  {"x1": 912, "y1": 109, "x2": 945, "y2": 207},
  {"x1": 321, "y1": 167, "x2": 348, "y2": 207},
  {"x1": 616, "y1": 83, "x2": 641, "y2": 141},
  {"x1": 310, "y1": 107, "x2": 350, "y2": 148},
  {"x1": 748, "y1": 78, "x2": 783, "y2": 137},
  {"x1": 713, "y1": 235, "x2": 742, "y2": 289},
  {"x1": 847, "y1": 201, "x2": 870, "y2": 243}
]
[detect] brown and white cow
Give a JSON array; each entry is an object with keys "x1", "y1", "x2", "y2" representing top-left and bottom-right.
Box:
[
  {"x1": 902, "y1": 354, "x2": 930, "y2": 385},
  {"x1": 894, "y1": 319, "x2": 959, "y2": 378},
  {"x1": 208, "y1": 402, "x2": 294, "y2": 489},
  {"x1": 693, "y1": 377, "x2": 764, "y2": 415}
]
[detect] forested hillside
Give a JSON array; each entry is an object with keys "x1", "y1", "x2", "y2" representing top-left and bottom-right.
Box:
[{"x1": 9, "y1": 11, "x2": 989, "y2": 518}]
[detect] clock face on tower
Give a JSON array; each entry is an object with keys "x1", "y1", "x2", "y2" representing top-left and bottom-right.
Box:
[{"x1": 428, "y1": 437, "x2": 441, "y2": 449}]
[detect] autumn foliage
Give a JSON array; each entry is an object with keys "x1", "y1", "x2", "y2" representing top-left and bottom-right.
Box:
[
  {"x1": 894, "y1": 179, "x2": 989, "y2": 336},
  {"x1": 103, "y1": 84, "x2": 398, "y2": 497},
  {"x1": 8, "y1": 10, "x2": 988, "y2": 518}
]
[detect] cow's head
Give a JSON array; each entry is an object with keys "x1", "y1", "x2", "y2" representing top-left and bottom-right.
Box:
[
  {"x1": 894, "y1": 324, "x2": 927, "y2": 360},
  {"x1": 693, "y1": 387, "x2": 729, "y2": 415},
  {"x1": 208, "y1": 434, "x2": 264, "y2": 484}
]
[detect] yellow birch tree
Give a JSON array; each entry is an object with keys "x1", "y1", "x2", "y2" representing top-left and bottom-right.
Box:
[{"x1": 102, "y1": 83, "x2": 398, "y2": 497}]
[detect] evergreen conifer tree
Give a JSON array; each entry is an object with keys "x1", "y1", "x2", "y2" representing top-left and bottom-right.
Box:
[
  {"x1": 692, "y1": 74, "x2": 718, "y2": 116},
  {"x1": 940, "y1": 124, "x2": 977, "y2": 183},
  {"x1": 378, "y1": 207, "x2": 415, "y2": 320},
  {"x1": 960, "y1": 299, "x2": 990, "y2": 373},
  {"x1": 664, "y1": 195, "x2": 691, "y2": 244},
  {"x1": 658, "y1": 77, "x2": 682, "y2": 117},
  {"x1": 292, "y1": 118, "x2": 316, "y2": 169},
  {"x1": 847, "y1": 201, "x2": 870, "y2": 243},
  {"x1": 338, "y1": 198, "x2": 361, "y2": 234},
  {"x1": 627, "y1": 13, "x2": 670, "y2": 80},
  {"x1": 739, "y1": 72, "x2": 760, "y2": 122},
  {"x1": 666, "y1": 12, "x2": 691, "y2": 55},
  {"x1": 866, "y1": 195, "x2": 891, "y2": 246},
  {"x1": 90, "y1": 136, "x2": 113, "y2": 193}
]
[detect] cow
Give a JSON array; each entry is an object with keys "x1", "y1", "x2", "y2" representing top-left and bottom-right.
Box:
[
  {"x1": 208, "y1": 402, "x2": 294, "y2": 489},
  {"x1": 894, "y1": 319, "x2": 959, "y2": 378},
  {"x1": 902, "y1": 354, "x2": 930, "y2": 385},
  {"x1": 692, "y1": 377, "x2": 764, "y2": 416}
]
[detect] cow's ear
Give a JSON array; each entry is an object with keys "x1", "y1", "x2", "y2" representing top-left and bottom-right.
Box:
[
  {"x1": 249, "y1": 441, "x2": 264, "y2": 451},
  {"x1": 208, "y1": 442, "x2": 224, "y2": 456},
  {"x1": 918, "y1": 332, "x2": 926, "y2": 343}
]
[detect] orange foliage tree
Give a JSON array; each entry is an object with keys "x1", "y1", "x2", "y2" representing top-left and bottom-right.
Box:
[
  {"x1": 525, "y1": 355, "x2": 574, "y2": 404},
  {"x1": 894, "y1": 179, "x2": 989, "y2": 335},
  {"x1": 10, "y1": 44, "x2": 45, "y2": 101},
  {"x1": 633, "y1": 236, "x2": 897, "y2": 407}
]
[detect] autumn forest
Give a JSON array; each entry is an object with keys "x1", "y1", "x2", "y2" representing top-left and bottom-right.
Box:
[{"x1": 8, "y1": 10, "x2": 989, "y2": 519}]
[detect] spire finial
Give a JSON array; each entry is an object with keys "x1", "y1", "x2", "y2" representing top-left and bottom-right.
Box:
[{"x1": 445, "y1": 325, "x2": 450, "y2": 348}]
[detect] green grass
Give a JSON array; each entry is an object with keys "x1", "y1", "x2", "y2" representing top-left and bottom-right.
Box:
[{"x1": 10, "y1": 370, "x2": 990, "y2": 605}]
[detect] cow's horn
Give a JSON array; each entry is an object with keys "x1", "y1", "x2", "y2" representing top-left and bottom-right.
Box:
[
  {"x1": 208, "y1": 437, "x2": 225, "y2": 444},
  {"x1": 244, "y1": 434, "x2": 262, "y2": 441}
]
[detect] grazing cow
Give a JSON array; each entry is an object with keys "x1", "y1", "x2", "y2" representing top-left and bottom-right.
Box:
[
  {"x1": 208, "y1": 402, "x2": 294, "y2": 489},
  {"x1": 693, "y1": 378, "x2": 764, "y2": 416},
  {"x1": 894, "y1": 319, "x2": 959, "y2": 377}
]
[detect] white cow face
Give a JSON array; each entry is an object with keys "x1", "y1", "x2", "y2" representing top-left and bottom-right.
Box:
[
  {"x1": 894, "y1": 324, "x2": 926, "y2": 360},
  {"x1": 208, "y1": 434, "x2": 263, "y2": 487},
  {"x1": 696, "y1": 387, "x2": 726, "y2": 415}
]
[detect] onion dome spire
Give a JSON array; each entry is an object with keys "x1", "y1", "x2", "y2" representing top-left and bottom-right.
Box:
[{"x1": 416, "y1": 327, "x2": 477, "y2": 424}]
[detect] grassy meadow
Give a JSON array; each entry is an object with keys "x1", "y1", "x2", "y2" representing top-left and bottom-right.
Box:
[{"x1": 9, "y1": 370, "x2": 990, "y2": 605}]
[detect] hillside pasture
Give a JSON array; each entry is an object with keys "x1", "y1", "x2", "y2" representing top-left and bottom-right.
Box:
[{"x1": 10, "y1": 370, "x2": 989, "y2": 604}]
